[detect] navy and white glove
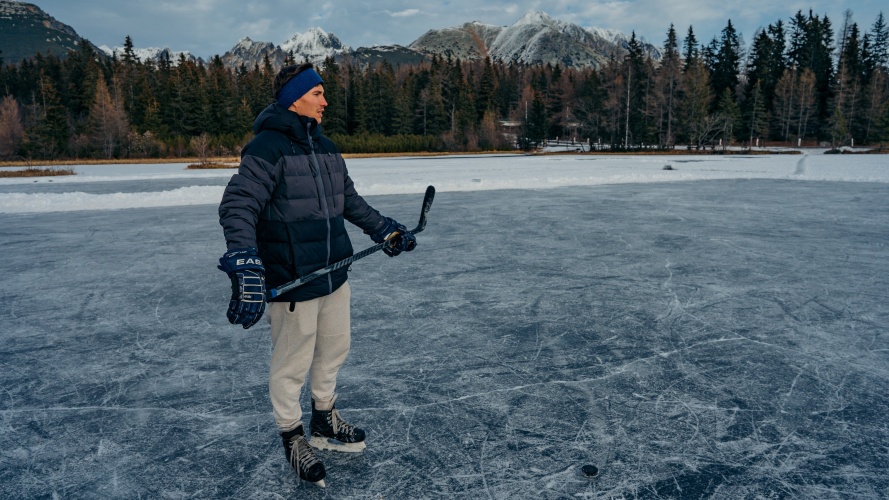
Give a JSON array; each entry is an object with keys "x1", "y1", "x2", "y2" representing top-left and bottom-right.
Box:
[
  {"x1": 368, "y1": 217, "x2": 417, "y2": 257},
  {"x1": 218, "y1": 248, "x2": 266, "y2": 329}
]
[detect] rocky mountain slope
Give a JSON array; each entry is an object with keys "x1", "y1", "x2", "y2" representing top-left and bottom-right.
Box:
[
  {"x1": 0, "y1": 0, "x2": 104, "y2": 64},
  {"x1": 409, "y1": 12, "x2": 661, "y2": 68}
]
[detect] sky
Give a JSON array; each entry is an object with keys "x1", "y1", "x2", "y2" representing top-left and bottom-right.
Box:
[{"x1": 30, "y1": 0, "x2": 888, "y2": 59}]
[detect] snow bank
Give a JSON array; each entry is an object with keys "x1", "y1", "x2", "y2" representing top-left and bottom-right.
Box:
[{"x1": 1, "y1": 153, "x2": 887, "y2": 213}]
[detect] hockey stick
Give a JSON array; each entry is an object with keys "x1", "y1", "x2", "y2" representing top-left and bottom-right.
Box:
[{"x1": 267, "y1": 185, "x2": 435, "y2": 299}]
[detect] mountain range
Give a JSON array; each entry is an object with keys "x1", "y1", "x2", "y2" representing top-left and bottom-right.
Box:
[{"x1": 1, "y1": 1, "x2": 662, "y2": 69}]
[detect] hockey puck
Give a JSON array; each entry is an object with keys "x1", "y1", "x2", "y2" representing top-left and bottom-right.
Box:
[{"x1": 581, "y1": 464, "x2": 599, "y2": 478}]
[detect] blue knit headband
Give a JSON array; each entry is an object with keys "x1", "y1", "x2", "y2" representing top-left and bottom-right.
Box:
[{"x1": 276, "y1": 69, "x2": 324, "y2": 108}]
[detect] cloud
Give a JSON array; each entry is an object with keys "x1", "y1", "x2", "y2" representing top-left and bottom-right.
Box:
[
  {"x1": 156, "y1": 0, "x2": 218, "y2": 14},
  {"x1": 389, "y1": 9, "x2": 421, "y2": 18}
]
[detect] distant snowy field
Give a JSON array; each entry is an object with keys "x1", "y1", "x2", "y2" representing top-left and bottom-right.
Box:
[
  {"x1": 1, "y1": 151, "x2": 888, "y2": 213},
  {"x1": 1, "y1": 152, "x2": 888, "y2": 498}
]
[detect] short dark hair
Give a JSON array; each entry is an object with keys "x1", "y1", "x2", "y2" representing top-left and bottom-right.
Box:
[{"x1": 274, "y1": 63, "x2": 315, "y2": 100}]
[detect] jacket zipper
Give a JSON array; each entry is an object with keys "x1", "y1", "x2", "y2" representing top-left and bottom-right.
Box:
[{"x1": 306, "y1": 122, "x2": 333, "y2": 294}]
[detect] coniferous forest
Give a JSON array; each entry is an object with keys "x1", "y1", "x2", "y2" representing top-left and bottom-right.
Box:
[{"x1": 0, "y1": 9, "x2": 888, "y2": 160}]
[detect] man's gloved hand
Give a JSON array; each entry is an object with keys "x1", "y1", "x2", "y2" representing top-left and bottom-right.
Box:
[
  {"x1": 368, "y1": 217, "x2": 417, "y2": 257},
  {"x1": 218, "y1": 248, "x2": 266, "y2": 329}
]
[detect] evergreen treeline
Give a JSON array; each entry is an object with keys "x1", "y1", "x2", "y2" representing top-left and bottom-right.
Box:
[{"x1": 1, "y1": 10, "x2": 888, "y2": 160}]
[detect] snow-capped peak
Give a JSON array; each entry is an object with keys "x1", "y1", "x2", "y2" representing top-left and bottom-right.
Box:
[
  {"x1": 515, "y1": 11, "x2": 556, "y2": 27},
  {"x1": 586, "y1": 27, "x2": 631, "y2": 45},
  {"x1": 234, "y1": 37, "x2": 256, "y2": 47},
  {"x1": 280, "y1": 27, "x2": 349, "y2": 56},
  {"x1": 99, "y1": 45, "x2": 196, "y2": 66}
]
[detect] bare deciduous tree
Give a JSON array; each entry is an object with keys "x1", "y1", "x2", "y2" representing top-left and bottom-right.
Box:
[
  {"x1": 190, "y1": 133, "x2": 212, "y2": 164},
  {"x1": 680, "y1": 59, "x2": 714, "y2": 149},
  {"x1": 0, "y1": 95, "x2": 25, "y2": 158},
  {"x1": 88, "y1": 73, "x2": 129, "y2": 158}
]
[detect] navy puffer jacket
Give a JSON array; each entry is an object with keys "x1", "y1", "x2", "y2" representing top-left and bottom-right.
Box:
[{"x1": 219, "y1": 103, "x2": 385, "y2": 302}]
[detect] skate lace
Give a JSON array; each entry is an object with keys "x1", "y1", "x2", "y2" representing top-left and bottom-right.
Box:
[
  {"x1": 289, "y1": 435, "x2": 321, "y2": 477},
  {"x1": 329, "y1": 408, "x2": 356, "y2": 437}
]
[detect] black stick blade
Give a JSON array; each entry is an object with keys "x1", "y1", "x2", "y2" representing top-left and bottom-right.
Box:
[{"x1": 411, "y1": 185, "x2": 435, "y2": 234}]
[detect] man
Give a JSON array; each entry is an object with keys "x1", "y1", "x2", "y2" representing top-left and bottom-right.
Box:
[{"x1": 218, "y1": 63, "x2": 416, "y2": 487}]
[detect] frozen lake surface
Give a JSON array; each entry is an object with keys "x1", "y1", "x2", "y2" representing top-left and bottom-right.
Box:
[{"x1": 1, "y1": 153, "x2": 888, "y2": 498}]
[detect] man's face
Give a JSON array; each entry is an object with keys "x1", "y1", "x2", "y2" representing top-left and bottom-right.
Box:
[{"x1": 290, "y1": 84, "x2": 327, "y2": 123}]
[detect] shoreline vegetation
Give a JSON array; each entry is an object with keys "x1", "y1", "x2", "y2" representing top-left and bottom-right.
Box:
[
  {"x1": 0, "y1": 147, "x2": 885, "y2": 177},
  {"x1": 0, "y1": 166, "x2": 76, "y2": 177}
]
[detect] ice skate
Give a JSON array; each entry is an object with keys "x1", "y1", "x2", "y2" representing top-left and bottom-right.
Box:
[
  {"x1": 309, "y1": 396, "x2": 367, "y2": 453},
  {"x1": 281, "y1": 425, "x2": 327, "y2": 487}
]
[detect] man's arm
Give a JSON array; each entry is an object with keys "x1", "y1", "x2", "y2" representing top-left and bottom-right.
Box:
[{"x1": 219, "y1": 154, "x2": 279, "y2": 249}]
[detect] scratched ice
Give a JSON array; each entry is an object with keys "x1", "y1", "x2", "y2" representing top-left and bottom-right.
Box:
[{"x1": 1, "y1": 153, "x2": 887, "y2": 498}]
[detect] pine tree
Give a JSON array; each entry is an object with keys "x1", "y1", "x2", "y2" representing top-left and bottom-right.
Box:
[
  {"x1": 122, "y1": 36, "x2": 139, "y2": 65},
  {"x1": 318, "y1": 57, "x2": 347, "y2": 136},
  {"x1": 879, "y1": 94, "x2": 889, "y2": 143},
  {"x1": 423, "y1": 64, "x2": 449, "y2": 137},
  {"x1": 710, "y1": 20, "x2": 742, "y2": 100},
  {"x1": 862, "y1": 70, "x2": 888, "y2": 143},
  {"x1": 622, "y1": 32, "x2": 651, "y2": 146},
  {"x1": 683, "y1": 26, "x2": 699, "y2": 72},
  {"x1": 141, "y1": 93, "x2": 165, "y2": 138},
  {"x1": 391, "y1": 85, "x2": 414, "y2": 136},
  {"x1": 767, "y1": 21, "x2": 788, "y2": 83},
  {"x1": 653, "y1": 24, "x2": 682, "y2": 147},
  {"x1": 787, "y1": 10, "x2": 835, "y2": 138},
  {"x1": 868, "y1": 12, "x2": 888, "y2": 71},
  {"x1": 451, "y1": 62, "x2": 477, "y2": 144},
  {"x1": 745, "y1": 28, "x2": 777, "y2": 117},
  {"x1": 524, "y1": 90, "x2": 548, "y2": 148},
  {"x1": 599, "y1": 55, "x2": 625, "y2": 146},
  {"x1": 579, "y1": 68, "x2": 605, "y2": 146},
  {"x1": 744, "y1": 80, "x2": 769, "y2": 147},
  {"x1": 475, "y1": 57, "x2": 497, "y2": 122},
  {"x1": 27, "y1": 75, "x2": 71, "y2": 159},
  {"x1": 836, "y1": 14, "x2": 865, "y2": 143},
  {"x1": 829, "y1": 100, "x2": 849, "y2": 146},
  {"x1": 170, "y1": 57, "x2": 208, "y2": 137},
  {"x1": 61, "y1": 42, "x2": 101, "y2": 124},
  {"x1": 853, "y1": 13, "x2": 889, "y2": 145},
  {"x1": 154, "y1": 50, "x2": 178, "y2": 137},
  {"x1": 716, "y1": 87, "x2": 741, "y2": 146},
  {"x1": 204, "y1": 55, "x2": 235, "y2": 136}
]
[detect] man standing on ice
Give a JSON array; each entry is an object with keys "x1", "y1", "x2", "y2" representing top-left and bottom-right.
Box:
[{"x1": 217, "y1": 62, "x2": 416, "y2": 487}]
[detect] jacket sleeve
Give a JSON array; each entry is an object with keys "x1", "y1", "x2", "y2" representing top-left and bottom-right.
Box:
[{"x1": 219, "y1": 154, "x2": 278, "y2": 250}]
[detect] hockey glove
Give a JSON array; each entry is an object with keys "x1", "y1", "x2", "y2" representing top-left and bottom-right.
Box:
[
  {"x1": 218, "y1": 248, "x2": 266, "y2": 329},
  {"x1": 368, "y1": 217, "x2": 417, "y2": 257}
]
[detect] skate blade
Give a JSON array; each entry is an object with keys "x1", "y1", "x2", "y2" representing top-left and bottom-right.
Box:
[
  {"x1": 309, "y1": 436, "x2": 367, "y2": 453},
  {"x1": 299, "y1": 476, "x2": 326, "y2": 488}
]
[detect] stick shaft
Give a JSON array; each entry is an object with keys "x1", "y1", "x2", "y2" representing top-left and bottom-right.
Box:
[{"x1": 267, "y1": 185, "x2": 435, "y2": 299}]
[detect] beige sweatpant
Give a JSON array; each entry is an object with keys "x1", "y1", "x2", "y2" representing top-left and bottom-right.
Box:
[{"x1": 267, "y1": 281, "x2": 351, "y2": 432}]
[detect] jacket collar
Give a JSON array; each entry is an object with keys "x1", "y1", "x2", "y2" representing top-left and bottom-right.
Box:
[{"x1": 253, "y1": 103, "x2": 322, "y2": 144}]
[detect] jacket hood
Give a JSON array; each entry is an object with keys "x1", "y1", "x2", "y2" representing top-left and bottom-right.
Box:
[{"x1": 253, "y1": 103, "x2": 322, "y2": 141}]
